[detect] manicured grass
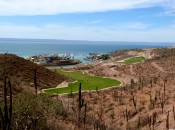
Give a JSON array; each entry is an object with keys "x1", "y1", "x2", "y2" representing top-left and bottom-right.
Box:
[
  {"x1": 44, "y1": 71, "x2": 121, "y2": 94},
  {"x1": 117, "y1": 56, "x2": 145, "y2": 64}
]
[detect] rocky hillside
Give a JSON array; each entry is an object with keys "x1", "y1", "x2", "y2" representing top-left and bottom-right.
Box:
[
  {"x1": 55, "y1": 47, "x2": 175, "y2": 129},
  {"x1": 0, "y1": 54, "x2": 68, "y2": 94}
]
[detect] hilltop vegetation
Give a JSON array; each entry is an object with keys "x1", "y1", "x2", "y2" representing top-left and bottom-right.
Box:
[
  {"x1": 0, "y1": 54, "x2": 71, "y2": 130},
  {"x1": 0, "y1": 54, "x2": 69, "y2": 95}
]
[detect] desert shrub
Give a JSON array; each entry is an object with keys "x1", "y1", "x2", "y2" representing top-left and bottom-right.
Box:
[
  {"x1": 126, "y1": 120, "x2": 139, "y2": 130},
  {"x1": 11, "y1": 93, "x2": 65, "y2": 130},
  {"x1": 138, "y1": 115, "x2": 149, "y2": 127},
  {"x1": 148, "y1": 102, "x2": 154, "y2": 110},
  {"x1": 137, "y1": 105, "x2": 145, "y2": 113},
  {"x1": 128, "y1": 108, "x2": 137, "y2": 118}
]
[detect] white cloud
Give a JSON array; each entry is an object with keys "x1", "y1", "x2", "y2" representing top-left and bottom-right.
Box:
[
  {"x1": 0, "y1": 23, "x2": 40, "y2": 32},
  {"x1": 160, "y1": 10, "x2": 175, "y2": 16},
  {"x1": 87, "y1": 20, "x2": 104, "y2": 25},
  {"x1": 115, "y1": 22, "x2": 151, "y2": 30},
  {"x1": 0, "y1": 22, "x2": 175, "y2": 42},
  {"x1": 157, "y1": 0, "x2": 175, "y2": 16},
  {"x1": 0, "y1": 0, "x2": 174, "y2": 16}
]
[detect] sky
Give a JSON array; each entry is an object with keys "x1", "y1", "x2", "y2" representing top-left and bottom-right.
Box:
[{"x1": 0, "y1": 0, "x2": 175, "y2": 42}]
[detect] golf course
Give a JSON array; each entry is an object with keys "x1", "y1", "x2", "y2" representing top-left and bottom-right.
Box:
[
  {"x1": 117, "y1": 56, "x2": 145, "y2": 64},
  {"x1": 44, "y1": 71, "x2": 121, "y2": 94}
]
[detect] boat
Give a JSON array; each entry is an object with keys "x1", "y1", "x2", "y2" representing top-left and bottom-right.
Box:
[{"x1": 27, "y1": 54, "x2": 81, "y2": 66}]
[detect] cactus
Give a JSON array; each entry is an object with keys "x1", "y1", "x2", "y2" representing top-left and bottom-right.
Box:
[
  {"x1": 34, "y1": 68, "x2": 37, "y2": 94},
  {"x1": 94, "y1": 121, "x2": 99, "y2": 130},
  {"x1": 78, "y1": 83, "x2": 84, "y2": 109},
  {"x1": 149, "y1": 93, "x2": 153, "y2": 109},
  {"x1": 150, "y1": 79, "x2": 153, "y2": 88},
  {"x1": 83, "y1": 103, "x2": 87, "y2": 129},
  {"x1": 125, "y1": 108, "x2": 129, "y2": 122},
  {"x1": 148, "y1": 115, "x2": 151, "y2": 129},
  {"x1": 132, "y1": 94, "x2": 137, "y2": 112},
  {"x1": 158, "y1": 90, "x2": 161, "y2": 99},
  {"x1": 0, "y1": 76, "x2": 13, "y2": 130},
  {"x1": 166, "y1": 111, "x2": 169, "y2": 129},
  {"x1": 137, "y1": 116, "x2": 141, "y2": 128},
  {"x1": 173, "y1": 105, "x2": 175, "y2": 120},
  {"x1": 152, "y1": 112, "x2": 157, "y2": 129},
  {"x1": 160, "y1": 93, "x2": 164, "y2": 113},
  {"x1": 130, "y1": 79, "x2": 134, "y2": 88},
  {"x1": 93, "y1": 121, "x2": 107, "y2": 130},
  {"x1": 78, "y1": 82, "x2": 84, "y2": 127},
  {"x1": 141, "y1": 77, "x2": 144, "y2": 89},
  {"x1": 150, "y1": 93, "x2": 156, "y2": 109},
  {"x1": 163, "y1": 80, "x2": 166, "y2": 102}
]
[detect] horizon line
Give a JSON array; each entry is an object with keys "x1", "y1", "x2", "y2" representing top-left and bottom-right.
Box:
[{"x1": 0, "y1": 38, "x2": 174, "y2": 44}]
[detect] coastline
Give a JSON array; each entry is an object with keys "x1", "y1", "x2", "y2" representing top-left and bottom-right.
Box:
[{"x1": 0, "y1": 40, "x2": 171, "y2": 65}]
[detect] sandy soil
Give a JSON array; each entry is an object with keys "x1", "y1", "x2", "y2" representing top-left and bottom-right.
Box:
[{"x1": 49, "y1": 47, "x2": 175, "y2": 130}]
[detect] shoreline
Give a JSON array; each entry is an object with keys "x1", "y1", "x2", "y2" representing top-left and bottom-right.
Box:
[{"x1": 5, "y1": 43, "x2": 170, "y2": 65}]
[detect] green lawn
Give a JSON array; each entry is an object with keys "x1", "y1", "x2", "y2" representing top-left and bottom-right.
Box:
[
  {"x1": 116, "y1": 56, "x2": 145, "y2": 64},
  {"x1": 44, "y1": 71, "x2": 121, "y2": 94}
]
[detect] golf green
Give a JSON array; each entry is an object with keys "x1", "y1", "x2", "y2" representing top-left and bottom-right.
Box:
[
  {"x1": 117, "y1": 56, "x2": 145, "y2": 64},
  {"x1": 44, "y1": 71, "x2": 121, "y2": 94}
]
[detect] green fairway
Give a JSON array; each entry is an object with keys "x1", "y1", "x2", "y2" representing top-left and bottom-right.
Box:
[
  {"x1": 116, "y1": 56, "x2": 145, "y2": 64},
  {"x1": 44, "y1": 71, "x2": 121, "y2": 94}
]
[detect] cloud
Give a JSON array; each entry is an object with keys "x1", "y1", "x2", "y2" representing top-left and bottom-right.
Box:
[
  {"x1": 115, "y1": 22, "x2": 151, "y2": 30},
  {"x1": 0, "y1": 0, "x2": 174, "y2": 16},
  {"x1": 157, "y1": 0, "x2": 175, "y2": 16},
  {"x1": 87, "y1": 20, "x2": 104, "y2": 25},
  {"x1": 160, "y1": 10, "x2": 175, "y2": 16},
  {"x1": 0, "y1": 23, "x2": 39, "y2": 32},
  {"x1": 0, "y1": 22, "x2": 175, "y2": 42}
]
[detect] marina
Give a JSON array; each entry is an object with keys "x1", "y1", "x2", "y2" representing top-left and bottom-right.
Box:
[{"x1": 27, "y1": 53, "x2": 81, "y2": 66}]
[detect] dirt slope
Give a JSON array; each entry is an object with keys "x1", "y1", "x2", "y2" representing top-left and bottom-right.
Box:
[{"x1": 0, "y1": 54, "x2": 68, "y2": 94}]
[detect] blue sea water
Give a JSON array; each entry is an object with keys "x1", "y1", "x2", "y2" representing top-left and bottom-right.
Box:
[{"x1": 0, "y1": 39, "x2": 173, "y2": 63}]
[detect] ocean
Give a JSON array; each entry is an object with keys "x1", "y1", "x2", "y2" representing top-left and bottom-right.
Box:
[{"x1": 0, "y1": 39, "x2": 173, "y2": 63}]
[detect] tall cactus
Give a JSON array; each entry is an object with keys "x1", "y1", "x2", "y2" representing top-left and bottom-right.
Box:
[
  {"x1": 160, "y1": 93, "x2": 164, "y2": 113},
  {"x1": 83, "y1": 103, "x2": 87, "y2": 129},
  {"x1": 78, "y1": 83, "x2": 82, "y2": 109},
  {"x1": 166, "y1": 111, "x2": 169, "y2": 129},
  {"x1": 0, "y1": 76, "x2": 13, "y2": 130},
  {"x1": 125, "y1": 108, "x2": 129, "y2": 122},
  {"x1": 78, "y1": 82, "x2": 84, "y2": 127},
  {"x1": 173, "y1": 105, "x2": 175, "y2": 120},
  {"x1": 132, "y1": 94, "x2": 137, "y2": 112}
]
